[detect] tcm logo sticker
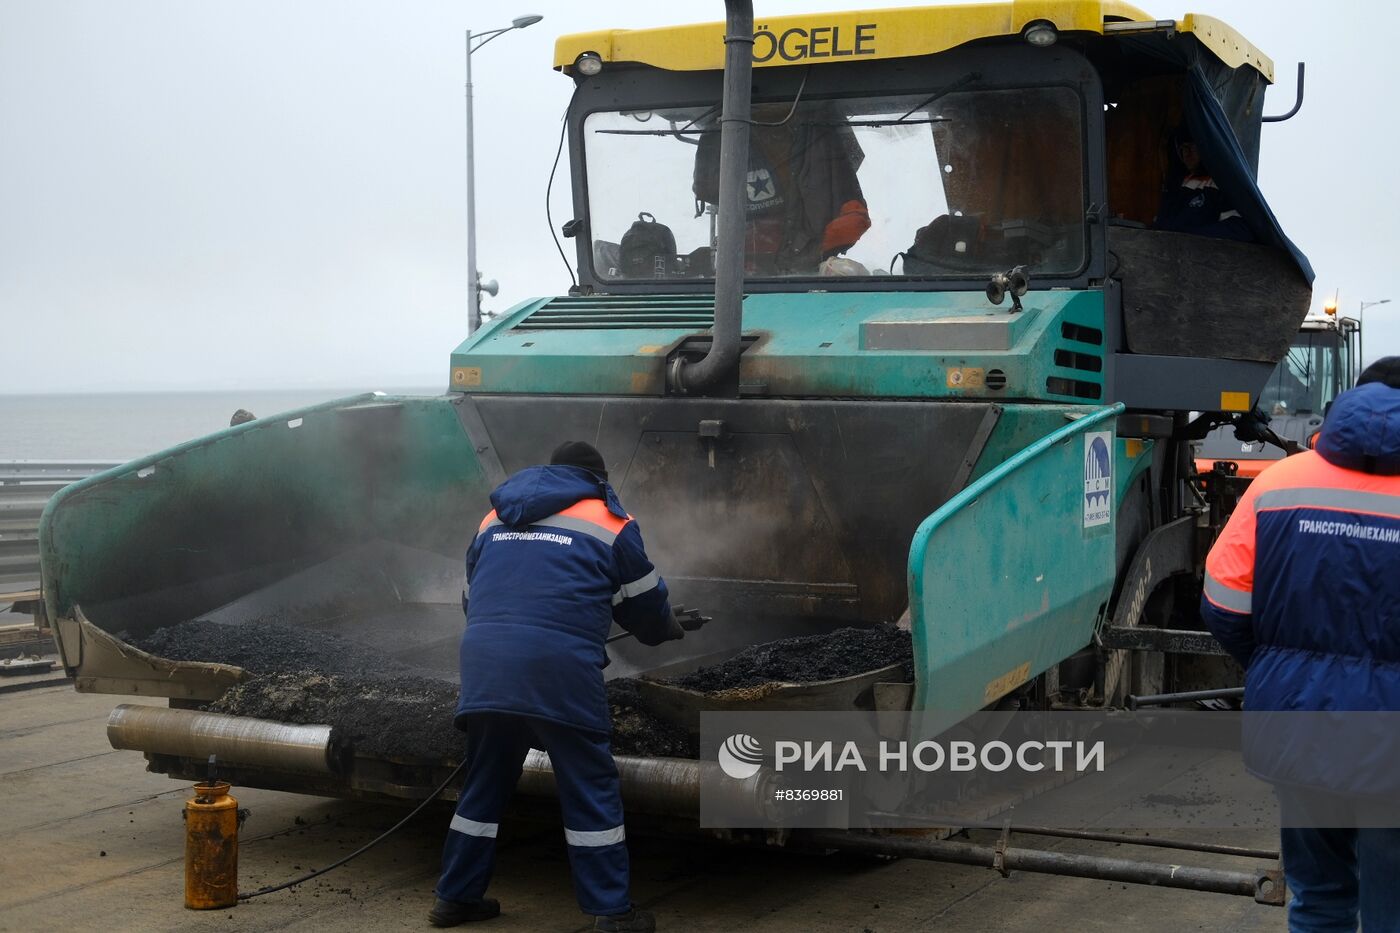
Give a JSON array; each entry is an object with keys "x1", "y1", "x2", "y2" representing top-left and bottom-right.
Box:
[
  {"x1": 718, "y1": 733, "x2": 764, "y2": 779},
  {"x1": 1083, "y1": 432, "x2": 1112, "y2": 528}
]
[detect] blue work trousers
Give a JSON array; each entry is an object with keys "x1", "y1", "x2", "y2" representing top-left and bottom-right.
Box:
[
  {"x1": 1277, "y1": 787, "x2": 1400, "y2": 931},
  {"x1": 1280, "y1": 827, "x2": 1400, "y2": 932},
  {"x1": 434, "y1": 712, "x2": 631, "y2": 916}
]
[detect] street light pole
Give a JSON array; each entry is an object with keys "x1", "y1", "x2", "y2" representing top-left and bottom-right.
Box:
[
  {"x1": 1359, "y1": 298, "x2": 1391, "y2": 370},
  {"x1": 465, "y1": 15, "x2": 543, "y2": 336},
  {"x1": 465, "y1": 28, "x2": 479, "y2": 334}
]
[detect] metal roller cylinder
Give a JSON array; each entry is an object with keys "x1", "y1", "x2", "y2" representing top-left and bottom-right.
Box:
[
  {"x1": 517, "y1": 750, "x2": 777, "y2": 821},
  {"x1": 107, "y1": 704, "x2": 335, "y2": 775}
]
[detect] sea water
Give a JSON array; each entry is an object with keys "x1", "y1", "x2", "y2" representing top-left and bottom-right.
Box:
[{"x1": 0, "y1": 387, "x2": 439, "y2": 461}]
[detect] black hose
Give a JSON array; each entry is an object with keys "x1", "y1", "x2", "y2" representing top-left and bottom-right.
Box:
[
  {"x1": 547, "y1": 90, "x2": 579, "y2": 289},
  {"x1": 748, "y1": 66, "x2": 810, "y2": 127},
  {"x1": 1259, "y1": 423, "x2": 1304, "y2": 456},
  {"x1": 237, "y1": 755, "x2": 470, "y2": 900}
]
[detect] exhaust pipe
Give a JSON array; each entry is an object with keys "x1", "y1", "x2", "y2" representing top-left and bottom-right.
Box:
[{"x1": 673, "y1": 0, "x2": 753, "y2": 395}]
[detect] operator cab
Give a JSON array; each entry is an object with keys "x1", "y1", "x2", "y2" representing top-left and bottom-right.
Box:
[
  {"x1": 1197, "y1": 315, "x2": 1360, "y2": 476},
  {"x1": 548, "y1": 4, "x2": 1312, "y2": 413},
  {"x1": 1259, "y1": 322, "x2": 1358, "y2": 418},
  {"x1": 557, "y1": 9, "x2": 1301, "y2": 294}
]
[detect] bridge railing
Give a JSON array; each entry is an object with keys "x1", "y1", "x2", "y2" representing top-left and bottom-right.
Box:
[{"x1": 1, "y1": 462, "x2": 121, "y2": 600}]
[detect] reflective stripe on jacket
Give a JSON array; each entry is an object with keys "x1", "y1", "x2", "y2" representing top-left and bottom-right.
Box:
[
  {"x1": 1201, "y1": 382, "x2": 1400, "y2": 793},
  {"x1": 456, "y1": 464, "x2": 672, "y2": 734}
]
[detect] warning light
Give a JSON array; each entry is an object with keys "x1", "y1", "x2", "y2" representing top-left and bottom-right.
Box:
[
  {"x1": 575, "y1": 52, "x2": 603, "y2": 76},
  {"x1": 1323, "y1": 298, "x2": 1338, "y2": 316}
]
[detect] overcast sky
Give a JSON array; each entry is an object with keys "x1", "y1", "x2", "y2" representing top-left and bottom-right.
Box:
[{"x1": 3, "y1": 1, "x2": 1396, "y2": 393}]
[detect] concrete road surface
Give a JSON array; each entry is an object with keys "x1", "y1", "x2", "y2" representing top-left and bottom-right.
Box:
[{"x1": 0, "y1": 683, "x2": 1286, "y2": 932}]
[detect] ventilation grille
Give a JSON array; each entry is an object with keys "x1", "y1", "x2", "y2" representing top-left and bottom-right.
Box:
[
  {"x1": 514, "y1": 296, "x2": 716, "y2": 331},
  {"x1": 1061, "y1": 322, "x2": 1103, "y2": 346},
  {"x1": 1053, "y1": 349, "x2": 1103, "y2": 373},
  {"x1": 1046, "y1": 376, "x2": 1103, "y2": 400},
  {"x1": 1046, "y1": 320, "x2": 1105, "y2": 400}
]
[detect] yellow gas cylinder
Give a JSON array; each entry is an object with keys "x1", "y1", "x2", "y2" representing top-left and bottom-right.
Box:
[{"x1": 184, "y1": 781, "x2": 239, "y2": 909}]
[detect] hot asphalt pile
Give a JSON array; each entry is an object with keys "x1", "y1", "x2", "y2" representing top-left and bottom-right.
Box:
[
  {"x1": 137, "y1": 620, "x2": 693, "y2": 760},
  {"x1": 605, "y1": 678, "x2": 696, "y2": 758},
  {"x1": 668, "y1": 625, "x2": 913, "y2": 692},
  {"x1": 131, "y1": 621, "x2": 414, "y2": 678},
  {"x1": 211, "y1": 673, "x2": 695, "y2": 761},
  {"x1": 212, "y1": 671, "x2": 465, "y2": 761},
  {"x1": 132, "y1": 621, "x2": 910, "y2": 761}
]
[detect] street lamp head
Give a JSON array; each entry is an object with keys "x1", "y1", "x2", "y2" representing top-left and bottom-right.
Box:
[{"x1": 464, "y1": 13, "x2": 542, "y2": 335}]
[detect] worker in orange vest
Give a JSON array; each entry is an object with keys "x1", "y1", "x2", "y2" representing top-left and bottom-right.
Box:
[
  {"x1": 1203, "y1": 358, "x2": 1400, "y2": 930},
  {"x1": 431, "y1": 442, "x2": 683, "y2": 931}
]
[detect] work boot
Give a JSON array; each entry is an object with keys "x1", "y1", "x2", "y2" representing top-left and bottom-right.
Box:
[
  {"x1": 427, "y1": 897, "x2": 500, "y2": 926},
  {"x1": 593, "y1": 908, "x2": 655, "y2": 932}
]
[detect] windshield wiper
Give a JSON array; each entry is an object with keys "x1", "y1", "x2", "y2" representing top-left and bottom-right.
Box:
[
  {"x1": 839, "y1": 117, "x2": 949, "y2": 128},
  {"x1": 592, "y1": 69, "x2": 975, "y2": 138},
  {"x1": 597, "y1": 117, "x2": 950, "y2": 135},
  {"x1": 896, "y1": 71, "x2": 981, "y2": 122},
  {"x1": 593, "y1": 127, "x2": 715, "y2": 136}
]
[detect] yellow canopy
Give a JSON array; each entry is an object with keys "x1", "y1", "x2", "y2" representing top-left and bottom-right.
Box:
[{"x1": 554, "y1": 1, "x2": 1272, "y2": 82}]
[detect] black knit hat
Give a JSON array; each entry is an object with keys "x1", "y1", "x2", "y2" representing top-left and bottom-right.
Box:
[
  {"x1": 550, "y1": 440, "x2": 607, "y2": 480},
  {"x1": 1357, "y1": 356, "x2": 1400, "y2": 390}
]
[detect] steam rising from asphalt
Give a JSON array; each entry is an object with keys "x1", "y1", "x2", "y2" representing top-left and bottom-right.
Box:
[{"x1": 79, "y1": 397, "x2": 883, "y2": 685}]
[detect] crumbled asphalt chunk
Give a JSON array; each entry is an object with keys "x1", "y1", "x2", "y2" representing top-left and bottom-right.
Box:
[
  {"x1": 211, "y1": 672, "x2": 465, "y2": 762},
  {"x1": 131, "y1": 621, "x2": 413, "y2": 678},
  {"x1": 210, "y1": 671, "x2": 693, "y2": 760},
  {"x1": 669, "y1": 626, "x2": 913, "y2": 693},
  {"x1": 137, "y1": 620, "x2": 904, "y2": 760},
  {"x1": 606, "y1": 679, "x2": 696, "y2": 758}
]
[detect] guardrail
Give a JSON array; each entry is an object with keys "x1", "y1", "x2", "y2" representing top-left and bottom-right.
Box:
[{"x1": 1, "y1": 461, "x2": 121, "y2": 600}]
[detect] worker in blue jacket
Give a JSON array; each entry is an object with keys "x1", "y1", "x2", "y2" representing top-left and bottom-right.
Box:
[
  {"x1": 1202, "y1": 359, "x2": 1400, "y2": 931},
  {"x1": 430, "y1": 441, "x2": 683, "y2": 932},
  {"x1": 1154, "y1": 127, "x2": 1253, "y2": 242}
]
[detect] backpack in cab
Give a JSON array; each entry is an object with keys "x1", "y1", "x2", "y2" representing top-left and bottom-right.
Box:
[{"x1": 620, "y1": 212, "x2": 678, "y2": 279}]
